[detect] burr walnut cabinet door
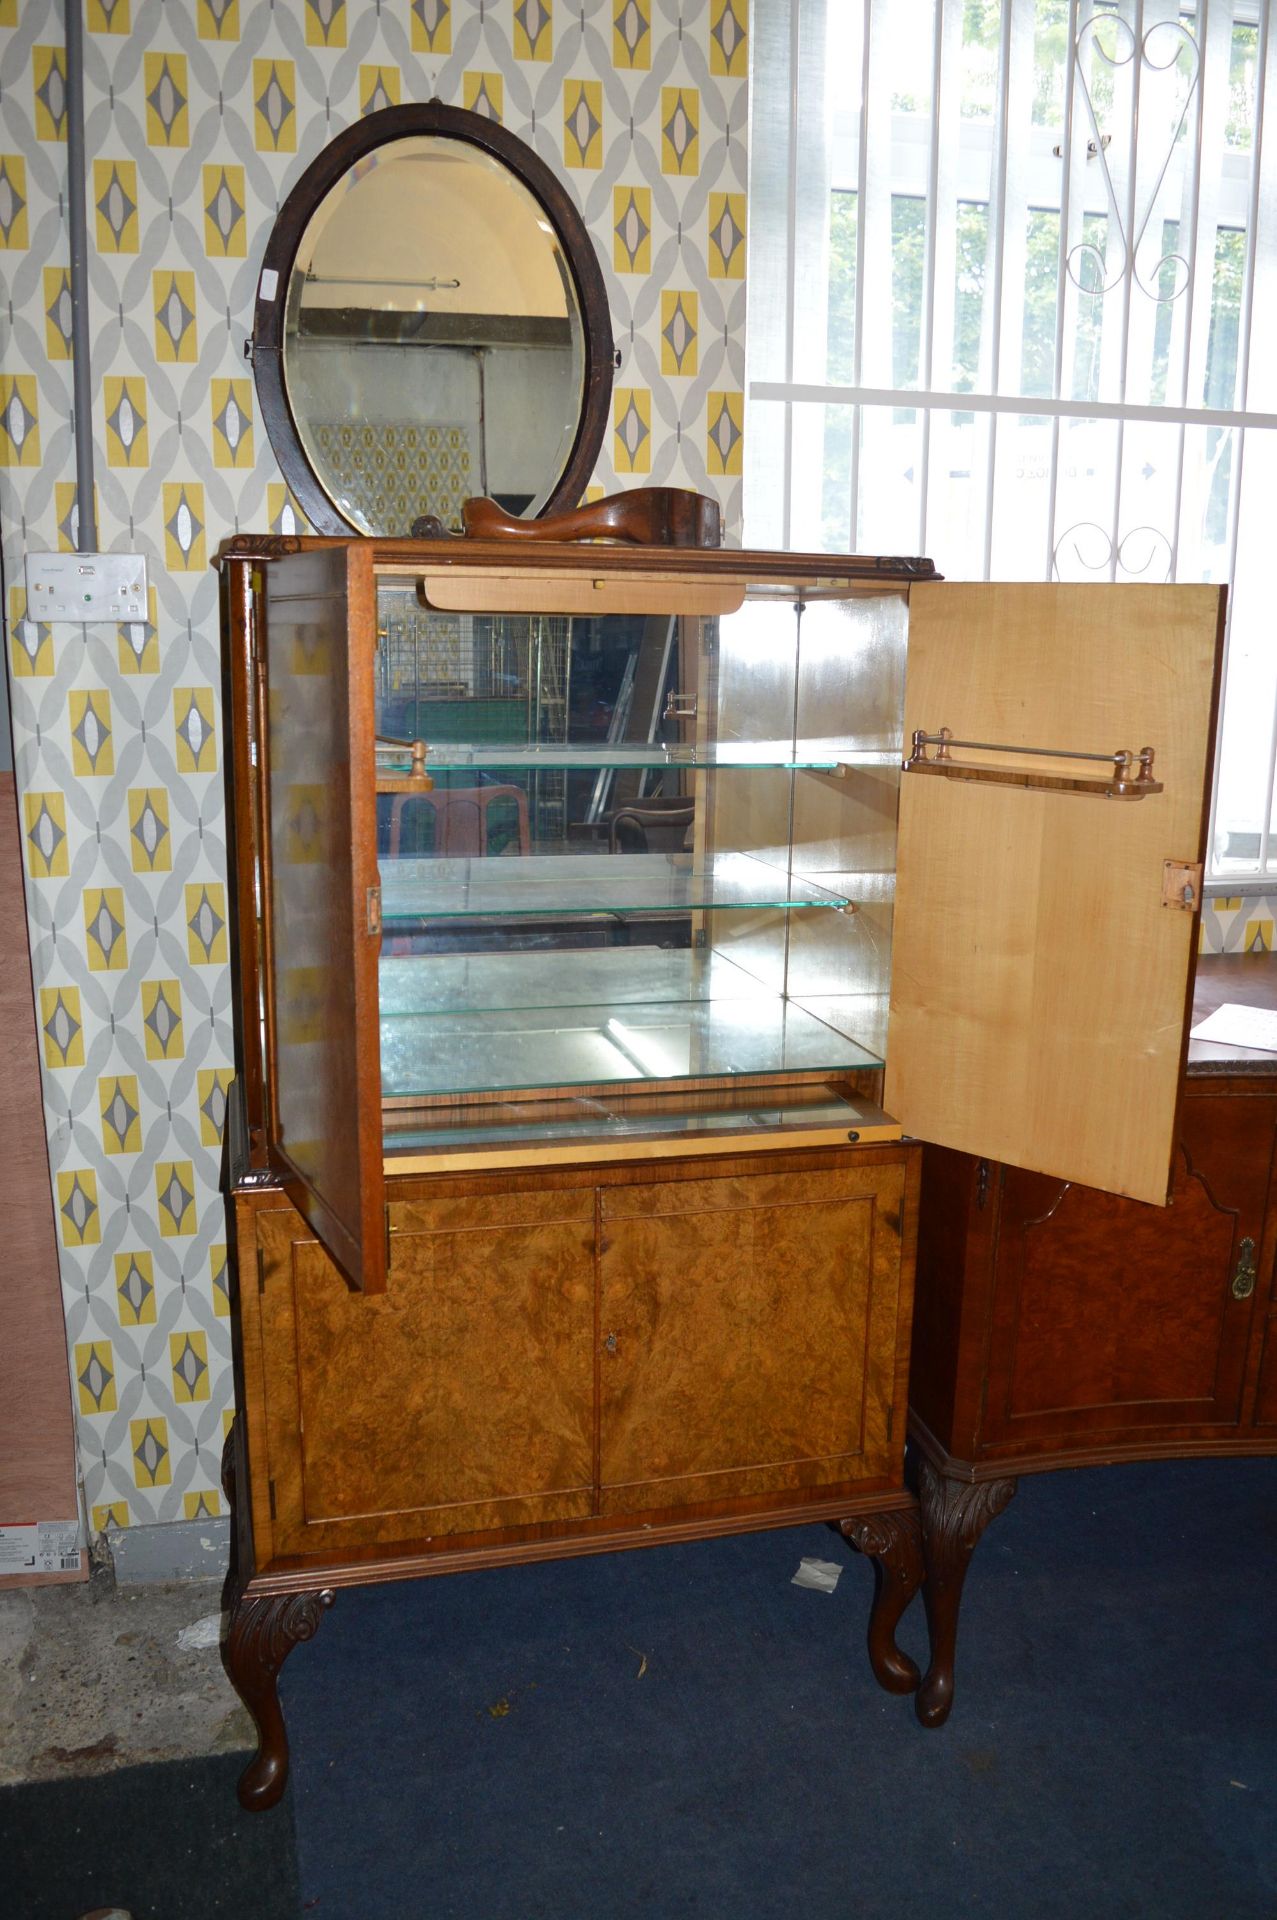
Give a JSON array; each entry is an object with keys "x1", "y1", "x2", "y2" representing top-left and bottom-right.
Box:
[
  {"x1": 887, "y1": 581, "x2": 1224, "y2": 1207},
  {"x1": 596, "y1": 1158, "x2": 910, "y2": 1514},
  {"x1": 258, "y1": 543, "x2": 386, "y2": 1293},
  {"x1": 978, "y1": 1087, "x2": 1277, "y2": 1446},
  {"x1": 254, "y1": 1195, "x2": 595, "y2": 1558}
]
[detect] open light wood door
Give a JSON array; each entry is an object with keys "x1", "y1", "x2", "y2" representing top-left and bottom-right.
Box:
[
  {"x1": 260, "y1": 544, "x2": 386, "y2": 1291},
  {"x1": 885, "y1": 582, "x2": 1224, "y2": 1206}
]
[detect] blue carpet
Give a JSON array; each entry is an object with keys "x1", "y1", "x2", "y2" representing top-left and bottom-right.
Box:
[
  {"x1": 0, "y1": 1754, "x2": 298, "y2": 1920},
  {"x1": 285, "y1": 1457, "x2": 1277, "y2": 1920}
]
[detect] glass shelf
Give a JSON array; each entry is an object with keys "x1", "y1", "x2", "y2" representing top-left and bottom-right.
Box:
[
  {"x1": 379, "y1": 851, "x2": 857, "y2": 923},
  {"x1": 380, "y1": 945, "x2": 770, "y2": 1016},
  {"x1": 379, "y1": 954, "x2": 890, "y2": 1076},
  {"x1": 381, "y1": 985, "x2": 883, "y2": 1098},
  {"x1": 792, "y1": 992, "x2": 891, "y2": 1064},
  {"x1": 375, "y1": 742, "x2": 902, "y2": 773},
  {"x1": 385, "y1": 1090, "x2": 879, "y2": 1155}
]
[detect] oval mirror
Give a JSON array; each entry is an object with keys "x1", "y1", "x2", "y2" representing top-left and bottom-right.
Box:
[{"x1": 252, "y1": 103, "x2": 613, "y2": 536}]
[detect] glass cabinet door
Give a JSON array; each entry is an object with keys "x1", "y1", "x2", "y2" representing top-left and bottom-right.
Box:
[{"x1": 259, "y1": 543, "x2": 388, "y2": 1293}]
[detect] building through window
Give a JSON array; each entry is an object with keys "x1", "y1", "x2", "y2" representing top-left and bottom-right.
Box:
[{"x1": 746, "y1": 0, "x2": 1276, "y2": 883}]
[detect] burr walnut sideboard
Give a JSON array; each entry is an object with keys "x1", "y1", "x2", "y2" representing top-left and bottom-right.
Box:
[
  {"x1": 909, "y1": 950, "x2": 1277, "y2": 1727},
  {"x1": 214, "y1": 510, "x2": 1225, "y2": 1806}
]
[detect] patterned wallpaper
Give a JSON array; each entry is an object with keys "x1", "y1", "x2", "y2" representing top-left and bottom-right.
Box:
[
  {"x1": 0, "y1": 0, "x2": 748, "y2": 1535},
  {"x1": 1200, "y1": 895, "x2": 1277, "y2": 955}
]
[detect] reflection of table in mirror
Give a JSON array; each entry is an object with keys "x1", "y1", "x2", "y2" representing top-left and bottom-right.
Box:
[{"x1": 908, "y1": 951, "x2": 1277, "y2": 1726}]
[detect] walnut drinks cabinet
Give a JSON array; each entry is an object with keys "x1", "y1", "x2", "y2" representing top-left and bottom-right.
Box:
[{"x1": 215, "y1": 525, "x2": 1224, "y2": 1808}]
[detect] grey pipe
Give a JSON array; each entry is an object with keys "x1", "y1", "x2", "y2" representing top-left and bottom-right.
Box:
[{"x1": 65, "y1": 0, "x2": 96, "y2": 552}]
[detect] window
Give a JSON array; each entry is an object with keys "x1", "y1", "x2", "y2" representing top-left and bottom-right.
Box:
[{"x1": 746, "y1": 0, "x2": 1277, "y2": 883}]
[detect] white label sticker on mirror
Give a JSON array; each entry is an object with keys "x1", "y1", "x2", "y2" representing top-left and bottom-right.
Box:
[{"x1": 259, "y1": 268, "x2": 279, "y2": 301}]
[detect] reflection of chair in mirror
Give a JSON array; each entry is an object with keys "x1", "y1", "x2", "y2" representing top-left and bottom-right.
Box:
[
  {"x1": 607, "y1": 798, "x2": 695, "y2": 853},
  {"x1": 388, "y1": 784, "x2": 530, "y2": 858}
]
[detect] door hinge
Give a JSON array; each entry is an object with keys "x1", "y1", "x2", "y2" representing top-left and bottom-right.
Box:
[
  {"x1": 1162, "y1": 859, "x2": 1204, "y2": 911},
  {"x1": 976, "y1": 1158, "x2": 991, "y2": 1209},
  {"x1": 237, "y1": 1165, "x2": 279, "y2": 1191},
  {"x1": 268, "y1": 1479, "x2": 277, "y2": 1519},
  {"x1": 367, "y1": 885, "x2": 382, "y2": 937}
]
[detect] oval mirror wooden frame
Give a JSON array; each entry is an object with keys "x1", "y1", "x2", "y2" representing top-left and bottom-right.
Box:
[{"x1": 251, "y1": 102, "x2": 614, "y2": 536}]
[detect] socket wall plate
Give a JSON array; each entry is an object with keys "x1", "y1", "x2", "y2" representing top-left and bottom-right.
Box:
[{"x1": 24, "y1": 550, "x2": 148, "y2": 622}]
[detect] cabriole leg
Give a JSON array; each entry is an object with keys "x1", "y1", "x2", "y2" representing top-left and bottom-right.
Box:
[
  {"x1": 840, "y1": 1507, "x2": 925, "y2": 1694},
  {"x1": 223, "y1": 1585, "x2": 334, "y2": 1811},
  {"x1": 916, "y1": 1458, "x2": 1017, "y2": 1729}
]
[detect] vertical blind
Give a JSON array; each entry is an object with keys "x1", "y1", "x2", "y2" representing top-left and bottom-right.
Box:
[{"x1": 746, "y1": 0, "x2": 1277, "y2": 882}]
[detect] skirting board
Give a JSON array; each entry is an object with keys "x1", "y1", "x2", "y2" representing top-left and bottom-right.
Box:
[{"x1": 107, "y1": 1516, "x2": 230, "y2": 1584}]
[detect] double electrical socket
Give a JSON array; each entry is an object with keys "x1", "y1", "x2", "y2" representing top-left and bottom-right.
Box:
[{"x1": 24, "y1": 550, "x2": 148, "y2": 622}]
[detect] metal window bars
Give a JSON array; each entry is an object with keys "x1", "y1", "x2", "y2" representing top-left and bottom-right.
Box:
[{"x1": 746, "y1": 0, "x2": 1277, "y2": 883}]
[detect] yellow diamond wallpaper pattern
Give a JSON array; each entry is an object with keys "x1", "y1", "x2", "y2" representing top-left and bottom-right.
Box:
[{"x1": 0, "y1": 0, "x2": 748, "y2": 1533}]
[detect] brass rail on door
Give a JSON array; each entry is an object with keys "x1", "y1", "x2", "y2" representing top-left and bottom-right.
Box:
[{"x1": 904, "y1": 728, "x2": 1163, "y2": 801}]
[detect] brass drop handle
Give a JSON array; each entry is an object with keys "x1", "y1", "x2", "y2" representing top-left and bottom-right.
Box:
[{"x1": 1231, "y1": 1237, "x2": 1257, "y2": 1300}]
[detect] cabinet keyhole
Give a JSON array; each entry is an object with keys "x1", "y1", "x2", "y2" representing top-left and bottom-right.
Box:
[{"x1": 1232, "y1": 1237, "x2": 1257, "y2": 1300}]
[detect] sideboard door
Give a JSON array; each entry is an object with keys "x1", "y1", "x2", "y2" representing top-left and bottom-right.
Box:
[
  {"x1": 257, "y1": 543, "x2": 387, "y2": 1293},
  {"x1": 249, "y1": 1193, "x2": 595, "y2": 1560},
  {"x1": 887, "y1": 582, "x2": 1224, "y2": 1207},
  {"x1": 978, "y1": 1089, "x2": 1277, "y2": 1446},
  {"x1": 596, "y1": 1155, "x2": 911, "y2": 1514}
]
